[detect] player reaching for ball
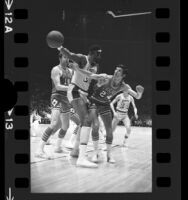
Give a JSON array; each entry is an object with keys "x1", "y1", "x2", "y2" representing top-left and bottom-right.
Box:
[
  {"x1": 58, "y1": 44, "x2": 107, "y2": 168},
  {"x1": 87, "y1": 64, "x2": 144, "y2": 163},
  {"x1": 110, "y1": 90, "x2": 138, "y2": 147}
]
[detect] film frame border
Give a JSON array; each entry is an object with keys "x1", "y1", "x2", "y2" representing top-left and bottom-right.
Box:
[{"x1": 3, "y1": 0, "x2": 181, "y2": 199}]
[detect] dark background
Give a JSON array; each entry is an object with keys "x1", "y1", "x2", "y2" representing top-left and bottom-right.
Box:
[
  {"x1": 3, "y1": 0, "x2": 181, "y2": 199},
  {"x1": 27, "y1": 0, "x2": 152, "y2": 121}
]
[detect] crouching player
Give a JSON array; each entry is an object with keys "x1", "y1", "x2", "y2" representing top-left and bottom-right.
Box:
[{"x1": 110, "y1": 90, "x2": 138, "y2": 147}]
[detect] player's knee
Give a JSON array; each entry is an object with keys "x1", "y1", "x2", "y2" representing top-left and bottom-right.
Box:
[
  {"x1": 83, "y1": 115, "x2": 92, "y2": 127},
  {"x1": 50, "y1": 121, "x2": 59, "y2": 132},
  {"x1": 106, "y1": 134, "x2": 113, "y2": 144},
  {"x1": 74, "y1": 118, "x2": 81, "y2": 126}
]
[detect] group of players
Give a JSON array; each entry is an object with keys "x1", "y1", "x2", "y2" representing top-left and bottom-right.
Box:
[{"x1": 35, "y1": 44, "x2": 144, "y2": 168}]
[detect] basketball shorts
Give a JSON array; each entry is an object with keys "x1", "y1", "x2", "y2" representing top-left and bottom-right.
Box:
[
  {"x1": 116, "y1": 111, "x2": 131, "y2": 127},
  {"x1": 67, "y1": 84, "x2": 88, "y2": 103},
  {"x1": 51, "y1": 93, "x2": 71, "y2": 113},
  {"x1": 90, "y1": 98, "x2": 111, "y2": 116}
]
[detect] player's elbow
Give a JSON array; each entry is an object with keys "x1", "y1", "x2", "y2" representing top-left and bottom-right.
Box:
[{"x1": 135, "y1": 93, "x2": 142, "y2": 99}]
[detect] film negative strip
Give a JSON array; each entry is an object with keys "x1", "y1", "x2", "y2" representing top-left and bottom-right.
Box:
[{"x1": 3, "y1": 0, "x2": 181, "y2": 199}]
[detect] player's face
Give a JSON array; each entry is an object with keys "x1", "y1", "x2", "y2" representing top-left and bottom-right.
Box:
[
  {"x1": 89, "y1": 66, "x2": 98, "y2": 74},
  {"x1": 60, "y1": 55, "x2": 69, "y2": 66},
  {"x1": 123, "y1": 91, "x2": 129, "y2": 97},
  {"x1": 113, "y1": 67, "x2": 124, "y2": 84},
  {"x1": 92, "y1": 51, "x2": 102, "y2": 63}
]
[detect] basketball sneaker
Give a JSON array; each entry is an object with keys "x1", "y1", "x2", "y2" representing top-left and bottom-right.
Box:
[
  {"x1": 76, "y1": 158, "x2": 98, "y2": 168},
  {"x1": 107, "y1": 156, "x2": 116, "y2": 164},
  {"x1": 35, "y1": 151, "x2": 52, "y2": 160},
  {"x1": 65, "y1": 141, "x2": 74, "y2": 149}
]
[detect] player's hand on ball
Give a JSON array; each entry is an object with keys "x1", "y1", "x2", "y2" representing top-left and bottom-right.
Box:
[{"x1": 136, "y1": 85, "x2": 144, "y2": 94}]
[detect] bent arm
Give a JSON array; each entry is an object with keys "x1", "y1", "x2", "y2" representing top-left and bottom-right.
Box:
[{"x1": 51, "y1": 69, "x2": 68, "y2": 91}]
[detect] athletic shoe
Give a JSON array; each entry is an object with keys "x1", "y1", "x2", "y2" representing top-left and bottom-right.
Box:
[
  {"x1": 65, "y1": 141, "x2": 74, "y2": 149},
  {"x1": 91, "y1": 153, "x2": 100, "y2": 163},
  {"x1": 70, "y1": 148, "x2": 79, "y2": 158},
  {"x1": 107, "y1": 156, "x2": 116, "y2": 164},
  {"x1": 76, "y1": 158, "x2": 98, "y2": 168},
  {"x1": 35, "y1": 151, "x2": 52, "y2": 159}
]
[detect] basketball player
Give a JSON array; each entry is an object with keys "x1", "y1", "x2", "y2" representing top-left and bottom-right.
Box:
[
  {"x1": 69, "y1": 65, "x2": 101, "y2": 158},
  {"x1": 88, "y1": 64, "x2": 144, "y2": 163},
  {"x1": 59, "y1": 44, "x2": 105, "y2": 167},
  {"x1": 30, "y1": 109, "x2": 41, "y2": 137},
  {"x1": 35, "y1": 52, "x2": 73, "y2": 158},
  {"x1": 110, "y1": 90, "x2": 138, "y2": 146}
]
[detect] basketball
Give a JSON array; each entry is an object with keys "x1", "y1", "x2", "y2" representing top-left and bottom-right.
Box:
[{"x1": 46, "y1": 30, "x2": 64, "y2": 48}]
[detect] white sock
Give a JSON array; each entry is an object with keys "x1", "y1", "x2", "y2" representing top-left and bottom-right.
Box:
[
  {"x1": 79, "y1": 144, "x2": 87, "y2": 160},
  {"x1": 69, "y1": 134, "x2": 76, "y2": 143},
  {"x1": 56, "y1": 138, "x2": 63, "y2": 149},
  {"x1": 93, "y1": 140, "x2": 99, "y2": 154},
  {"x1": 38, "y1": 140, "x2": 46, "y2": 152}
]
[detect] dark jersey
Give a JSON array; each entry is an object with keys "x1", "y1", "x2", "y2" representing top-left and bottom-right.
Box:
[
  {"x1": 91, "y1": 78, "x2": 129, "y2": 105},
  {"x1": 87, "y1": 79, "x2": 98, "y2": 97}
]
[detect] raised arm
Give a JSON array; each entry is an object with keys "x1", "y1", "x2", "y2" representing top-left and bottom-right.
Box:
[
  {"x1": 130, "y1": 96, "x2": 138, "y2": 119},
  {"x1": 127, "y1": 85, "x2": 144, "y2": 99},
  {"x1": 51, "y1": 68, "x2": 69, "y2": 91},
  {"x1": 58, "y1": 46, "x2": 87, "y2": 67}
]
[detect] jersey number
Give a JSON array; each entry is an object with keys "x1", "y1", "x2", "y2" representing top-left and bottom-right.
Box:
[
  {"x1": 52, "y1": 99, "x2": 58, "y2": 107},
  {"x1": 100, "y1": 91, "x2": 106, "y2": 98},
  {"x1": 120, "y1": 100, "x2": 129, "y2": 109}
]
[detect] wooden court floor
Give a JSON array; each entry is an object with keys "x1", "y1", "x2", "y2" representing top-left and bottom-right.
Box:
[{"x1": 31, "y1": 125, "x2": 152, "y2": 193}]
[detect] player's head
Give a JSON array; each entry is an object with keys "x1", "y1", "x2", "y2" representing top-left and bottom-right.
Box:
[
  {"x1": 88, "y1": 45, "x2": 102, "y2": 63},
  {"x1": 89, "y1": 62, "x2": 99, "y2": 74},
  {"x1": 123, "y1": 90, "x2": 129, "y2": 97},
  {"x1": 113, "y1": 64, "x2": 128, "y2": 84},
  {"x1": 59, "y1": 52, "x2": 69, "y2": 67}
]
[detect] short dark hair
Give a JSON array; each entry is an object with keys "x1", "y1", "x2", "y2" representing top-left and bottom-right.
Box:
[
  {"x1": 116, "y1": 64, "x2": 128, "y2": 76},
  {"x1": 89, "y1": 45, "x2": 102, "y2": 55}
]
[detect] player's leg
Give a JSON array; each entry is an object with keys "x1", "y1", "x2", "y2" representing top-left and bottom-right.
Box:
[
  {"x1": 71, "y1": 98, "x2": 97, "y2": 167},
  {"x1": 112, "y1": 114, "x2": 120, "y2": 133},
  {"x1": 90, "y1": 107, "x2": 100, "y2": 163},
  {"x1": 122, "y1": 115, "x2": 131, "y2": 147},
  {"x1": 70, "y1": 125, "x2": 81, "y2": 157},
  {"x1": 100, "y1": 106, "x2": 115, "y2": 163},
  {"x1": 35, "y1": 108, "x2": 60, "y2": 158},
  {"x1": 54, "y1": 111, "x2": 70, "y2": 152},
  {"x1": 66, "y1": 111, "x2": 81, "y2": 149}
]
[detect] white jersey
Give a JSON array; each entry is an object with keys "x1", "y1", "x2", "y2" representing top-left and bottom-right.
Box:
[
  {"x1": 71, "y1": 56, "x2": 92, "y2": 92},
  {"x1": 116, "y1": 94, "x2": 132, "y2": 113}
]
